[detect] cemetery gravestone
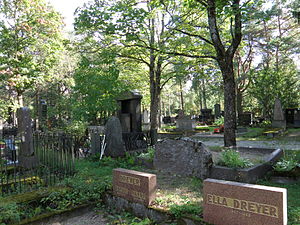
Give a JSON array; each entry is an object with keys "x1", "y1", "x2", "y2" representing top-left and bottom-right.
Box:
[
  {"x1": 105, "y1": 117, "x2": 126, "y2": 158},
  {"x1": 201, "y1": 109, "x2": 214, "y2": 124},
  {"x1": 117, "y1": 91, "x2": 142, "y2": 133},
  {"x1": 203, "y1": 179, "x2": 287, "y2": 225},
  {"x1": 88, "y1": 126, "x2": 105, "y2": 155},
  {"x1": 17, "y1": 107, "x2": 37, "y2": 169},
  {"x1": 238, "y1": 112, "x2": 252, "y2": 126},
  {"x1": 176, "y1": 117, "x2": 196, "y2": 131},
  {"x1": 293, "y1": 109, "x2": 300, "y2": 128},
  {"x1": 142, "y1": 110, "x2": 150, "y2": 124},
  {"x1": 113, "y1": 168, "x2": 157, "y2": 206},
  {"x1": 272, "y1": 99, "x2": 286, "y2": 129},
  {"x1": 214, "y1": 104, "x2": 221, "y2": 119}
]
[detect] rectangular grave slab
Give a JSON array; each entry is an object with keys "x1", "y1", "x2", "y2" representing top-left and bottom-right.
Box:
[
  {"x1": 113, "y1": 168, "x2": 156, "y2": 206},
  {"x1": 203, "y1": 178, "x2": 287, "y2": 225}
]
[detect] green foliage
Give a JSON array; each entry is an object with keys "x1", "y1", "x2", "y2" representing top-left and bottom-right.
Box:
[
  {"x1": 214, "y1": 116, "x2": 224, "y2": 126},
  {"x1": 0, "y1": 0, "x2": 65, "y2": 105},
  {"x1": 0, "y1": 202, "x2": 21, "y2": 224},
  {"x1": 239, "y1": 128, "x2": 265, "y2": 139},
  {"x1": 138, "y1": 147, "x2": 155, "y2": 162},
  {"x1": 218, "y1": 149, "x2": 254, "y2": 168},
  {"x1": 273, "y1": 153, "x2": 300, "y2": 172},
  {"x1": 259, "y1": 181, "x2": 300, "y2": 225},
  {"x1": 71, "y1": 50, "x2": 126, "y2": 124},
  {"x1": 248, "y1": 64, "x2": 300, "y2": 119},
  {"x1": 64, "y1": 121, "x2": 88, "y2": 136},
  {"x1": 169, "y1": 202, "x2": 202, "y2": 219}
]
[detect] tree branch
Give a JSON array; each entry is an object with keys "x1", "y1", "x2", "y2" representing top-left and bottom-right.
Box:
[{"x1": 174, "y1": 28, "x2": 214, "y2": 45}]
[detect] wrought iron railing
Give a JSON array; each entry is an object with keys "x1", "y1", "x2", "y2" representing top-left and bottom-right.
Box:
[
  {"x1": 0, "y1": 132, "x2": 75, "y2": 196},
  {"x1": 122, "y1": 131, "x2": 150, "y2": 152}
]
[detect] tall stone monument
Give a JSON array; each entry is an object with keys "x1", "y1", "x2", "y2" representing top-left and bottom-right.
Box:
[
  {"x1": 117, "y1": 91, "x2": 142, "y2": 133},
  {"x1": 17, "y1": 107, "x2": 36, "y2": 168},
  {"x1": 272, "y1": 99, "x2": 286, "y2": 129},
  {"x1": 214, "y1": 104, "x2": 221, "y2": 119},
  {"x1": 105, "y1": 116, "x2": 126, "y2": 158}
]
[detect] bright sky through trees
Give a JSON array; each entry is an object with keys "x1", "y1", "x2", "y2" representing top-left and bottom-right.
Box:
[{"x1": 48, "y1": 0, "x2": 90, "y2": 31}]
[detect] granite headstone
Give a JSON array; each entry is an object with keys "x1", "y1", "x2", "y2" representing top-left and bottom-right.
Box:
[
  {"x1": 113, "y1": 168, "x2": 157, "y2": 206},
  {"x1": 203, "y1": 179, "x2": 287, "y2": 225},
  {"x1": 105, "y1": 116, "x2": 126, "y2": 157},
  {"x1": 17, "y1": 107, "x2": 37, "y2": 168},
  {"x1": 272, "y1": 99, "x2": 286, "y2": 129}
]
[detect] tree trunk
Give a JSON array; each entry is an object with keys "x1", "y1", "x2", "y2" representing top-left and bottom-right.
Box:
[
  {"x1": 219, "y1": 60, "x2": 237, "y2": 147},
  {"x1": 202, "y1": 79, "x2": 207, "y2": 109},
  {"x1": 199, "y1": 87, "x2": 203, "y2": 112},
  {"x1": 179, "y1": 80, "x2": 184, "y2": 113},
  {"x1": 206, "y1": 0, "x2": 241, "y2": 147}
]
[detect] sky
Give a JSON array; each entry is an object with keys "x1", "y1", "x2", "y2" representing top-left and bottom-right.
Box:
[{"x1": 48, "y1": 0, "x2": 91, "y2": 31}]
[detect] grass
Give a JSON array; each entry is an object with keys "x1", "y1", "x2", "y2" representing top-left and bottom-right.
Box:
[
  {"x1": 0, "y1": 155, "x2": 140, "y2": 225},
  {"x1": 237, "y1": 127, "x2": 267, "y2": 140},
  {"x1": 259, "y1": 181, "x2": 300, "y2": 225},
  {"x1": 0, "y1": 150, "x2": 299, "y2": 224}
]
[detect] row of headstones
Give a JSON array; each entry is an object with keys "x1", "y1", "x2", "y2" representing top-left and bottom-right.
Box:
[{"x1": 113, "y1": 168, "x2": 287, "y2": 225}]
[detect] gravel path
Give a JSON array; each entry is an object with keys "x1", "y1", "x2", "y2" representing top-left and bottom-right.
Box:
[{"x1": 191, "y1": 134, "x2": 300, "y2": 150}]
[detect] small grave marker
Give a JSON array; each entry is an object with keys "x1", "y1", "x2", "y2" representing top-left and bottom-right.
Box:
[
  {"x1": 203, "y1": 178, "x2": 287, "y2": 225},
  {"x1": 113, "y1": 168, "x2": 156, "y2": 206}
]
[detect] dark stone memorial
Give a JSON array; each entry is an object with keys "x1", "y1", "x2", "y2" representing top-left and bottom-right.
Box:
[
  {"x1": 17, "y1": 107, "x2": 37, "y2": 169},
  {"x1": 286, "y1": 108, "x2": 300, "y2": 128},
  {"x1": 105, "y1": 116, "x2": 126, "y2": 158},
  {"x1": 200, "y1": 109, "x2": 214, "y2": 124},
  {"x1": 294, "y1": 109, "x2": 300, "y2": 128},
  {"x1": 272, "y1": 99, "x2": 286, "y2": 129},
  {"x1": 117, "y1": 91, "x2": 142, "y2": 133},
  {"x1": 238, "y1": 112, "x2": 252, "y2": 126},
  {"x1": 88, "y1": 126, "x2": 105, "y2": 154},
  {"x1": 214, "y1": 104, "x2": 221, "y2": 119}
]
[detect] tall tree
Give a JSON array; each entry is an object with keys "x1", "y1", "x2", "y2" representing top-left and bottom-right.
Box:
[
  {"x1": 167, "y1": 0, "x2": 244, "y2": 146},
  {"x1": 0, "y1": 0, "x2": 65, "y2": 108},
  {"x1": 75, "y1": 0, "x2": 180, "y2": 143}
]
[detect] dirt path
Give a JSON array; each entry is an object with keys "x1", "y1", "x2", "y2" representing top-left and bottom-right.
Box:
[{"x1": 28, "y1": 208, "x2": 109, "y2": 225}]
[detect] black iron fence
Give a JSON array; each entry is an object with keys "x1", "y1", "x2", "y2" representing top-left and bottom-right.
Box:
[
  {"x1": 0, "y1": 132, "x2": 75, "y2": 196},
  {"x1": 122, "y1": 131, "x2": 150, "y2": 152}
]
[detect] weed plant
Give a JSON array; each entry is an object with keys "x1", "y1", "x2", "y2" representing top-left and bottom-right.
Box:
[
  {"x1": 217, "y1": 149, "x2": 253, "y2": 168},
  {"x1": 273, "y1": 152, "x2": 300, "y2": 172}
]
